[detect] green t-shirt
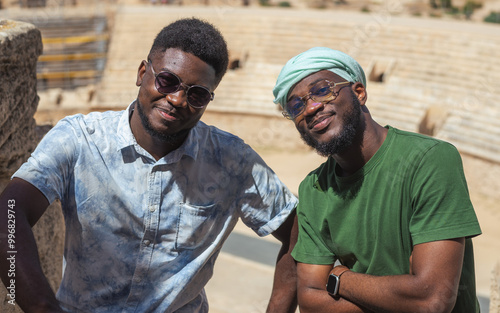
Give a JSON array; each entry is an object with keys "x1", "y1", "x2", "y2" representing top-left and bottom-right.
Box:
[{"x1": 292, "y1": 126, "x2": 482, "y2": 312}]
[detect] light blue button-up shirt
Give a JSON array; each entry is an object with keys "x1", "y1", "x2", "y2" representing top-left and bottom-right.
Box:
[{"x1": 14, "y1": 104, "x2": 297, "y2": 313}]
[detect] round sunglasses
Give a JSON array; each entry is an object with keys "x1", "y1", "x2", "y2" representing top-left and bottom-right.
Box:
[
  {"x1": 148, "y1": 60, "x2": 214, "y2": 109},
  {"x1": 283, "y1": 80, "x2": 351, "y2": 120}
]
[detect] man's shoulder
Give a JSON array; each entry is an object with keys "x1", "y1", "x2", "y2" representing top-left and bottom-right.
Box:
[
  {"x1": 193, "y1": 121, "x2": 266, "y2": 168},
  {"x1": 298, "y1": 157, "x2": 332, "y2": 190},
  {"x1": 391, "y1": 126, "x2": 440, "y2": 144},
  {"x1": 70, "y1": 109, "x2": 123, "y2": 124},
  {"x1": 195, "y1": 121, "x2": 246, "y2": 146},
  {"x1": 389, "y1": 126, "x2": 458, "y2": 155},
  {"x1": 386, "y1": 127, "x2": 464, "y2": 178},
  {"x1": 57, "y1": 109, "x2": 124, "y2": 134}
]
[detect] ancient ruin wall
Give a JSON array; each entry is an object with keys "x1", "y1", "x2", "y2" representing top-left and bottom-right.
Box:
[
  {"x1": 0, "y1": 20, "x2": 40, "y2": 177},
  {"x1": 0, "y1": 19, "x2": 64, "y2": 312}
]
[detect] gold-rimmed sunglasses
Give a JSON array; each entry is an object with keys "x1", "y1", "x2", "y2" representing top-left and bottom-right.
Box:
[{"x1": 282, "y1": 80, "x2": 351, "y2": 120}]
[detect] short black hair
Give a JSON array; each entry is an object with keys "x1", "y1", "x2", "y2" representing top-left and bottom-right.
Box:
[{"x1": 149, "y1": 18, "x2": 229, "y2": 85}]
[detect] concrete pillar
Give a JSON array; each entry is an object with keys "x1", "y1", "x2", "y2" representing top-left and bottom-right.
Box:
[{"x1": 0, "y1": 19, "x2": 64, "y2": 311}]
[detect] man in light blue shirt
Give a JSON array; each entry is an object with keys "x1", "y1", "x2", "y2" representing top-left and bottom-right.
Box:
[{"x1": 0, "y1": 18, "x2": 298, "y2": 313}]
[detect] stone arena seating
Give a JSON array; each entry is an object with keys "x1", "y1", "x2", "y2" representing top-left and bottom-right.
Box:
[
  {"x1": 3, "y1": 5, "x2": 499, "y2": 163},
  {"x1": 94, "y1": 6, "x2": 500, "y2": 163},
  {"x1": 4, "y1": 12, "x2": 108, "y2": 90}
]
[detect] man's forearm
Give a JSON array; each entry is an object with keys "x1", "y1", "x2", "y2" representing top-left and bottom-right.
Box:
[
  {"x1": 0, "y1": 189, "x2": 64, "y2": 312},
  {"x1": 336, "y1": 270, "x2": 458, "y2": 313},
  {"x1": 298, "y1": 286, "x2": 373, "y2": 313},
  {"x1": 331, "y1": 239, "x2": 465, "y2": 313},
  {"x1": 267, "y1": 212, "x2": 299, "y2": 313},
  {"x1": 297, "y1": 264, "x2": 454, "y2": 313},
  {"x1": 266, "y1": 246, "x2": 297, "y2": 313}
]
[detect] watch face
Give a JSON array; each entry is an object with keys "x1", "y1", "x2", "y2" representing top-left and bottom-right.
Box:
[{"x1": 326, "y1": 274, "x2": 340, "y2": 296}]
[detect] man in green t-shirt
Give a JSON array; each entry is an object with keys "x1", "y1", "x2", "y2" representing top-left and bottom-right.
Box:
[{"x1": 272, "y1": 47, "x2": 482, "y2": 313}]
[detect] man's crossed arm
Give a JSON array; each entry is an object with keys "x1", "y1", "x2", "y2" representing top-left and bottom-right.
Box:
[{"x1": 296, "y1": 238, "x2": 465, "y2": 313}]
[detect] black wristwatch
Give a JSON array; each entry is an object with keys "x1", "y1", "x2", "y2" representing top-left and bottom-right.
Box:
[{"x1": 326, "y1": 267, "x2": 350, "y2": 297}]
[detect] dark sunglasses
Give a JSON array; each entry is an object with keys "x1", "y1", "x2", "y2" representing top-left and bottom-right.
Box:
[
  {"x1": 283, "y1": 80, "x2": 351, "y2": 120},
  {"x1": 148, "y1": 60, "x2": 214, "y2": 109}
]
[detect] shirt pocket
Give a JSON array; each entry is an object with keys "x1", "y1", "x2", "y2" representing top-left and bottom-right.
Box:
[{"x1": 175, "y1": 202, "x2": 219, "y2": 250}]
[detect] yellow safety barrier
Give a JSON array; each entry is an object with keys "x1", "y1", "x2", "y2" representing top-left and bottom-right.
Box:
[
  {"x1": 42, "y1": 33, "x2": 109, "y2": 45},
  {"x1": 38, "y1": 53, "x2": 107, "y2": 62},
  {"x1": 37, "y1": 33, "x2": 108, "y2": 83},
  {"x1": 37, "y1": 70, "x2": 99, "y2": 80}
]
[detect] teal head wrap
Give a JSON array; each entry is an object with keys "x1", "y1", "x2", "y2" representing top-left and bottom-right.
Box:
[{"x1": 273, "y1": 47, "x2": 366, "y2": 108}]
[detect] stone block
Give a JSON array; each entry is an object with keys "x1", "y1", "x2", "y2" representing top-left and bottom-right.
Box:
[
  {"x1": 0, "y1": 119, "x2": 37, "y2": 177},
  {"x1": 0, "y1": 92, "x2": 38, "y2": 149},
  {"x1": 0, "y1": 19, "x2": 42, "y2": 179}
]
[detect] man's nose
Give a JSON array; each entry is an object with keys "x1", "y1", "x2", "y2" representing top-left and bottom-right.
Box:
[
  {"x1": 166, "y1": 90, "x2": 188, "y2": 108},
  {"x1": 303, "y1": 99, "x2": 324, "y2": 117}
]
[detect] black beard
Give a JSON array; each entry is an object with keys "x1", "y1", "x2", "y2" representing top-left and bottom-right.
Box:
[
  {"x1": 135, "y1": 99, "x2": 190, "y2": 144},
  {"x1": 299, "y1": 91, "x2": 362, "y2": 157}
]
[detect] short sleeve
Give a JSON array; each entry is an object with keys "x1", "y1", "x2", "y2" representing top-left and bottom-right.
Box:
[
  {"x1": 234, "y1": 144, "x2": 298, "y2": 237},
  {"x1": 409, "y1": 142, "x2": 481, "y2": 245},
  {"x1": 13, "y1": 118, "x2": 80, "y2": 203},
  {"x1": 291, "y1": 178, "x2": 336, "y2": 265}
]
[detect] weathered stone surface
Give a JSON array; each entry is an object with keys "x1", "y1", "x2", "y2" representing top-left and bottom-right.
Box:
[
  {"x1": 0, "y1": 119, "x2": 37, "y2": 178},
  {"x1": 0, "y1": 93, "x2": 38, "y2": 149},
  {"x1": 0, "y1": 19, "x2": 42, "y2": 179},
  {"x1": 0, "y1": 119, "x2": 37, "y2": 164},
  {"x1": 0, "y1": 20, "x2": 42, "y2": 124}
]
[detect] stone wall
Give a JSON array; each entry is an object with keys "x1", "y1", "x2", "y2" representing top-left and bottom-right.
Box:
[
  {"x1": 0, "y1": 20, "x2": 40, "y2": 178},
  {"x1": 0, "y1": 19, "x2": 64, "y2": 312}
]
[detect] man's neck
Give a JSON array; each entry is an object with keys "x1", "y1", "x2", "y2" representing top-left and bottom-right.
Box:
[
  {"x1": 332, "y1": 120, "x2": 388, "y2": 177},
  {"x1": 129, "y1": 107, "x2": 188, "y2": 161}
]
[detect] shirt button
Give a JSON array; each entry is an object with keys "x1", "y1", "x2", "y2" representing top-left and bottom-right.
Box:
[
  {"x1": 144, "y1": 240, "x2": 151, "y2": 246},
  {"x1": 149, "y1": 206, "x2": 155, "y2": 212}
]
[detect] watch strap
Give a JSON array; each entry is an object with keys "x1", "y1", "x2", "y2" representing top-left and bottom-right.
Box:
[
  {"x1": 336, "y1": 267, "x2": 350, "y2": 279},
  {"x1": 330, "y1": 266, "x2": 350, "y2": 297}
]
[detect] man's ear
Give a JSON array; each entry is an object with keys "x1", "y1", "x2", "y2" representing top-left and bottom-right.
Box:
[
  {"x1": 136, "y1": 60, "x2": 148, "y2": 87},
  {"x1": 353, "y1": 82, "x2": 367, "y2": 105}
]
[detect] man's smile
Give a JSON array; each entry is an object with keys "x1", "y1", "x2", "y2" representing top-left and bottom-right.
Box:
[
  {"x1": 155, "y1": 105, "x2": 179, "y2": 122},
  {"x1": 308, "y1": 112, "x2": 336, "y2": 132}
]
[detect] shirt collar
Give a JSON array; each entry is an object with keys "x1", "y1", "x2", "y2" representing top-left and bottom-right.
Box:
[
  {"x1": 115, "y1": 101, "x2": 201, "y2": 162},
  {"x1": 116, "y1": 101, "x2": 137, "y2": 151},
  {"x1": 164, "y1": 121, "x2": 201, "y2": 163}
]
